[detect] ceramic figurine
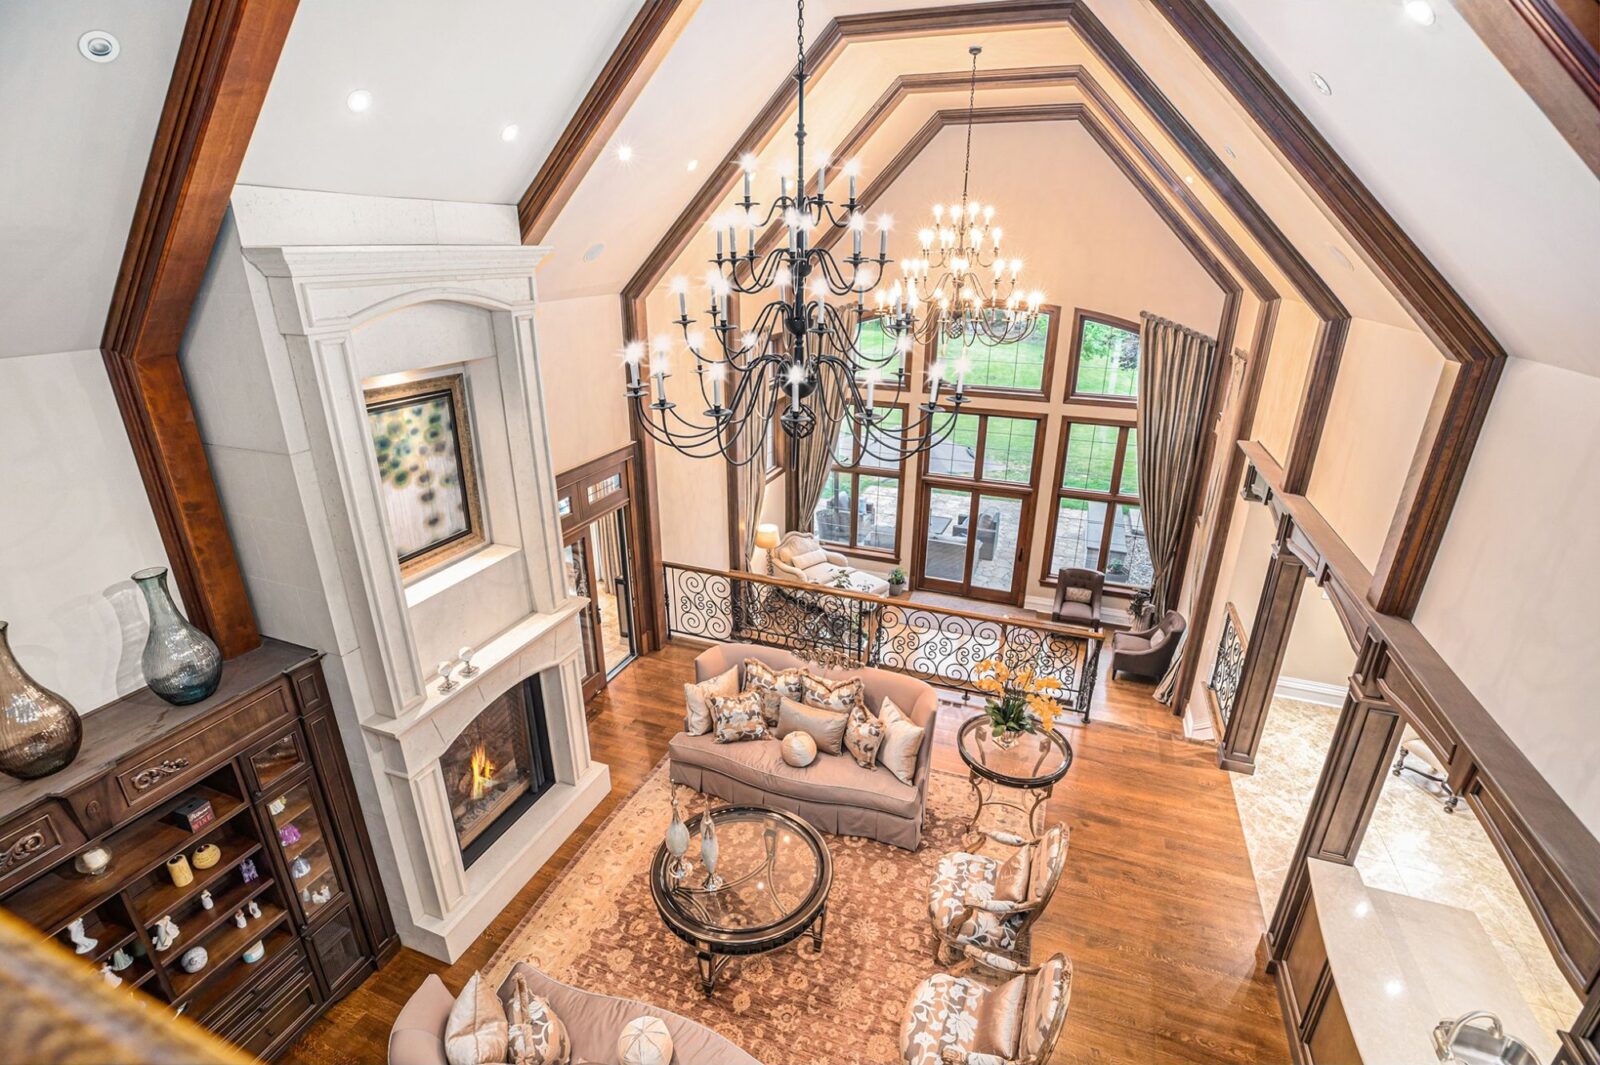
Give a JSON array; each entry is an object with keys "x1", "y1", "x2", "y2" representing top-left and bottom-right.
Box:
[
  {"x1": 199, "y1": 889, "x2": 214, "y2": 911},
  {"x1": 151, "y1": 916, "x2": 179, "y2": 952},
  {"x1": 277, "y1": 823, "x2": 301, "y2": 846},
  {"x1": 100, "y1": 963, "x2": 122, "y2": 988},
  {"x1": 191, "y1": 843, "x2": 220, "y2": 869},
  {"x1": 67, "y1": 917, "x2": 98, "y2": 955},
  {"x1": 233, "y1": 910, "x2": 247, "y2": 930},
  {"x1": 301, "y1": 887, "x2": 311, "y2": 904},
  {"x1": 267, "y1": 796, "x2": 287, "y2": 816},
  {"x1": 179, "y1": 946, "x2": 207, "y2": 974},
  {"x1": 241, "y1": 940, "x2": 265, "y2": 964},
  {"x1": 701, "y1": 807, "x2": 722, "y2": 891},
  {"x1": 240, "y1": 858, "x2": 259, "y2": 883},
  {"x1": 311, "y1": 885, "x2": 332, "y2": 905},
  {"x1": 110, "y1": 948, "x2": 133, "y2": 972},
  {"x1": 290, "y1": 855, "x2": 312, "y2": 879},
  {"x1": 166, "y1": 853, "x2": 193, "y2": 888},
  {"x1": 665, "y1": 784, "x2": 691, "y2": 881},
  {"x1": 246, "y1": 900, "x2": 261, "y2": 920}
]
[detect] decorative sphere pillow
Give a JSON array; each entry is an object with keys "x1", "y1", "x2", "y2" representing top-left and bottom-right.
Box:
[
  {"x1": 618, "y1": 1015, "x2": 673, "y2": 1065},
  {"x1": 709, "y1": 691, "x2": 770, "y2": 743},
  {"x1": 444, "y1": 971, "x2": 509, "y2": 1065},
  {"x1": 683, "y1": 663, "x2": 740, "y2": 736},
  {"x1": 800, "y1": 673, "x2": 864, "y2": 714},
  {"x1": 776, "y1": 696, "x2": 848, "y2": 755},
  {"x1": 505, "y1": 972, "x2": 570, "y2": 1065},
  {"x1": 743, "y1": 658, "x2": 807, "y2": 726},
  {"x1": 843, "y1": 703, "x2": 884, "y2": 768}
]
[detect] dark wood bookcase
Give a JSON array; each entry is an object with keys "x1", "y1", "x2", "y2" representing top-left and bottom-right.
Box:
[{"x1": 0, "y1": 639, "x2": 396, "y2": 1059}]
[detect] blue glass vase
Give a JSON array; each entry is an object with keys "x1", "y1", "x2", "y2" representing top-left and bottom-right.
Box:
[{"x1": 134, "y1": 567, "x2": 222, "y2": 705}]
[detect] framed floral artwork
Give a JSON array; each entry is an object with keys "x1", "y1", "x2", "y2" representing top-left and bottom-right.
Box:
[{"x1": 364, "y1": 373, "x2": 485, "y2": 576}]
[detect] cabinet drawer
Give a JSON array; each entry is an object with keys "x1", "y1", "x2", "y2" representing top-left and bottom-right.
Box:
[
  {"x1": 0, "y1": 804, "x2": 85, "y2": 894},
  {"x1": 231, "y1": 966, "x2": 320, "y2": 1059},
  {"x1": 117, "y1": 683, "x2": 293, "y2": 807}
]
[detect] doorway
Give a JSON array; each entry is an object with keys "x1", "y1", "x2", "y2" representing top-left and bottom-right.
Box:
[{"x1": 556, "y1": 447, "x2": 643, "y2": 699}]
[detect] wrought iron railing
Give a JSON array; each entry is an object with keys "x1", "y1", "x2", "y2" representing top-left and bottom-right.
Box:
[
  {"x1": 662, "y1": 563, "x2": 1103, "y2": 720},
  {"x1": 1207, "y1": 601, "x2": 1247, "y2": 727}
]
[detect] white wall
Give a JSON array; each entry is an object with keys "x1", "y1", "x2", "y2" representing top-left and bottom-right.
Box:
[
  {"x1": 1280, "y1": 583, "x2": 1355, "y2": 694},
  {"x1": 536, "y1": 295, "x2": 632, "y2": 476},
  {"x1": 0, "y1": 348, "x2": 174, "y2": 711},
  {"x1": 1250, "y1": 299, "x2": 1319, "y2": 469},
  {"x1": 1415, "y1": 358, "x2": 1600, "y2": 835},
  {"x1": 1307, "y1": 318, "x2": 1445, "y2": 569}
]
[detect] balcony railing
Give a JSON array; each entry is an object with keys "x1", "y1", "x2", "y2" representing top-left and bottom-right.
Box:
[
  {"x1": 662, "y1": 563, "x2": 1104, "y2": 721},
  {"x1": 1207, "y1": 601, "x2": 1247, "y2": 727}
]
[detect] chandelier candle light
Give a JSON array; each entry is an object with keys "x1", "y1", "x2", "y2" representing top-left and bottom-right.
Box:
[
  {"x1": 879, "y1": 46, "x2": 1045, "y2": 350},
  {"x1": 623, "y1": 0, "x2": 975, "y2": 462}
]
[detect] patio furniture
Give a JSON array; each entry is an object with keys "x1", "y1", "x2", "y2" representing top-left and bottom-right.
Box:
[
  {"x1": 1051, "y1": 568, "x2": 1104, "y2": 630},
  {"x1": 1109, "y1": 610, "x2": 1185, "y2": 680}
]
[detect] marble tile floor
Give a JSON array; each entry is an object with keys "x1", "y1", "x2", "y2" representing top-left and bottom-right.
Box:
[{"x1": 1230, "y1": 696, "x2": 1581, "y2": 1045}]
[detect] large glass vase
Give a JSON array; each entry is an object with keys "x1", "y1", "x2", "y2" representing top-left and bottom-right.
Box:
[
  {"x1": 134, "y1": 567, "x2": 222, "y2": 705},
  {"x1": 0, "y1": 621, "x2": 82, "y2": 780}
]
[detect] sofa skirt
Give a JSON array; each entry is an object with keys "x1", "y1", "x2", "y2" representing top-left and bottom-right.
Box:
[{"x1": 670, "y1": 759, "x2": 923, "y2": 851}]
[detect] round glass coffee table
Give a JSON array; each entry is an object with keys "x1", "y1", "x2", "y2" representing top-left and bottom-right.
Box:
[
  {"x1": 956, "y1": 718, "x2": 1073, "y2": 838},
  {"x1": 649, "y1": 804, "x2": 832, "y2": 996}
]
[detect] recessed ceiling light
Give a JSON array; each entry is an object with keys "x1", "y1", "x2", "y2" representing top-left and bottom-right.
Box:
[
  {"x1": 615, "y1": 144, "x2": 634, "y2": 163},
  {"x1": 346, "y1": 89, "x2": 373, "y2": 113},
  {"x1": 1326, "y1": 243, "x2": 1355, "y2": 270},
  {"x1": 501, "y1": 124, "x2": 519, "y2": 142},
  {"x1": 686, "y1": 159, "x2": 699, "y2": 172},
  {"x1": 1402, "y1": 0, "x2": 1436, "y2": 26},
  {"x1": 78, "y1": 30, "x2": 120, "y2": 63},
  {"x1": 583, "y1": 243, "x2": 606, "y2": 262},
  {"x1": 1310, "y1": 72, "x2": 1333, "y2": 96}
]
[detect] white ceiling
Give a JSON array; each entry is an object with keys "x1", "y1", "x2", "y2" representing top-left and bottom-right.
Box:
[
  {"x1": 239, "y1": 0, "x2": 646, "y2": 203},
  {"x1": 0, "y1": 0, "x2": 189, "y2": 359},
  {"x1": 1186, "y1": 0, "x2": 1600, "y2": 376}
]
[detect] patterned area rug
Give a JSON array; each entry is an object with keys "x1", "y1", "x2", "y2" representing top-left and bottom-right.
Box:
[{"x1": 484, "y1": 759, "x2": 1000, "y2": 1065}]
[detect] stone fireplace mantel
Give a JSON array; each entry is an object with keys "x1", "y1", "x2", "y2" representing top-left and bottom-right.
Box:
[{"x1": 189, "y1": 230, "x2": 611, "y2": 960}]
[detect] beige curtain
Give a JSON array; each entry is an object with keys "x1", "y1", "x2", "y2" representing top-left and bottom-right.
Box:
[
  {"x1": 1135, "y1": 313, "x2": 1217, "y2": 705},
  {"x1": 793, "y1": 400, "x2": 845, "y2": 535},
  {"x1": 734, "y1": 414, "x2": 768, "y2": 568}
]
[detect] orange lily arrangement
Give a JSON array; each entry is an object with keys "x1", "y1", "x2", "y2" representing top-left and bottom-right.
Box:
[{"x1": 974, "y1": 657, "x2": 1066, "y2": 734}]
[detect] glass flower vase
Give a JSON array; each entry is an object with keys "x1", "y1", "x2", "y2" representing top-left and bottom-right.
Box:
[
  {"x1": 665, "y1": 785, "x2": 691, "y2": 881},
  {"x1": 0, "y1": 621, "x2": 83, "y2": 780},
  {"x1": 133, "y1": 567, "x2": 222, "y2": 705}
]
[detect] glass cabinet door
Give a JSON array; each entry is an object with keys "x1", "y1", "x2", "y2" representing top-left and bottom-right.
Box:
[
  {"x1": 249, "y1": 729, "x2": 307, "y2": 792},
  {"x1": 265, "y1": 779, "x2": 346, "y2": 922}
]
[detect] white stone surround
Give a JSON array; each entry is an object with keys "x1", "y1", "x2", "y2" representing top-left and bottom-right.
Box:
[{"x1": 185, "y1": 206, "x2": 608, "y2": 960}]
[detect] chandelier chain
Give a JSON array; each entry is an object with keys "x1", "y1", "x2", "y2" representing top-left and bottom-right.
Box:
[{"x1": 961, "y1": 46, "x2": 978, "y2": 208}]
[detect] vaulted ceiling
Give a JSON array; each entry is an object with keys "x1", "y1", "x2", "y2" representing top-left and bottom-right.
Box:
[{"x1": 3, "y1": 0, "x2": 1596, "y2": 379}]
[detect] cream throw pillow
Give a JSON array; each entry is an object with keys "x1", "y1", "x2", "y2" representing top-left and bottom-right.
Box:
[
  {"x1": 683, "y1": 664, "x2": 740, "y2": 736},
  {"x1": 789, "y1": 548, "x2": 829, "y2": 570},
  {"x1": 445, "y1": 971, "x2": 509, "y2": 1065},
  {"x1": 1063, "y1": 586, "x2": 1093, "y2": 604},
  {"x1": 877, "y1": 696, "x2": 925, "y2": 786},
  {"x1": 776, "y1": 696, "x2": 848, "y2": 755}
]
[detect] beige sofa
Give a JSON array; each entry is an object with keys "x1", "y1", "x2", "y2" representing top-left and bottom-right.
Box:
[
  {"x1": 669, "y1": 643, "x2": 939, "y2": 850},
  {"x1": 388, "y1": 962, "x2": 760, "y2": 1065}
]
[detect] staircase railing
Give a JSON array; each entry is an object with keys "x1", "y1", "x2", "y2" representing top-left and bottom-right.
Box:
[
  {"x1": 1207, "y1": 601, "x2": 1248, "y2": 728},
  {"x1": 662, "y1": 562, "x2": 1104, "y2": 721}
]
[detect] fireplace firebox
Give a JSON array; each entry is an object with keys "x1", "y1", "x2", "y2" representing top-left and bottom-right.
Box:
[{"x1": 440, "y1": 677, "x2": 556, "y2": 867}]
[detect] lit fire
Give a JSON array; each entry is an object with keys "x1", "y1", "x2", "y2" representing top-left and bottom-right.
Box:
[{"x1": 469, "y1": 744, "x2": 497, "y2": 800}]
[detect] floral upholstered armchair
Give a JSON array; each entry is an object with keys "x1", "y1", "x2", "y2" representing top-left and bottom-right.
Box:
[
  {"x1": 927, "y1": 824, "x2": 1068, "y2": 966},
  {"x1": 901, "y1": 949, "x2": 1073, "y2": 1065}
]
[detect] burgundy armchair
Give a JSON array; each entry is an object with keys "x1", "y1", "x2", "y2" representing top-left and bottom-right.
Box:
[
  {"x1": 1051, "y1": 568, "x2": 1104, "y2": 629},
  {"x1": 1109, "y1": 610, "x2": 1185, "y2": 680}
]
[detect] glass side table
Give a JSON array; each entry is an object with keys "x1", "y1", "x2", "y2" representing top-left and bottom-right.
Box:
[{"x1": 956, "y1": 717, "x2": 1073, "y2": 838}]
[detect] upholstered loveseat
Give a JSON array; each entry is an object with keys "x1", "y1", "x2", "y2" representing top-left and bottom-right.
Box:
[
  {"x1": 388, "y1": 962, "x2": 760, "y2": 1065},
  {"x1": 669, "y1": 643, "x2": 939, "y2": 850}
]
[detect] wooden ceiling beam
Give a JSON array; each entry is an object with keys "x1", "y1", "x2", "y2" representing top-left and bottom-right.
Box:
[{"x1": 102, "y1": 0, "x2": 299, "y2": 658}]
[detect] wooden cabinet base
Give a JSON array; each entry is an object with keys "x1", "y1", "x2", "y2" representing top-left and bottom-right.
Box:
[{"x1": 0, "y1": 640, "x2": 396, "y2": 1060}]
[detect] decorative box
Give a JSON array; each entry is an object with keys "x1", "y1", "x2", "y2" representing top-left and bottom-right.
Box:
[{"x1": 169, "y1": 796, "x2": 215, "y2": 832}]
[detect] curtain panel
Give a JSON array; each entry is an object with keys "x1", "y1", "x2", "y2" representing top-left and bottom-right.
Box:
[
  {"x1": 793, "y1": 399, "x2": 845, "y2": 536},
  {"x1": 1135, "y1": 313, "x2": 1217, "y2": 704},
  {"x1": 734, "y1": 415, "x2": 767, "y2": 568}
]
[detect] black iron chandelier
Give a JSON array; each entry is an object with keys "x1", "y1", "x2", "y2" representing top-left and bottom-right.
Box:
[
  {"x1": 876, "y1": 46, "x2": 1046, "y2": 348},
  {"x1": 623, "y1": 0, "x2": 970, "y2": 463}
]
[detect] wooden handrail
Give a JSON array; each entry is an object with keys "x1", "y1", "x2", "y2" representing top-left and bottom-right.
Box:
[
  {"x1": 1223, "y1": 600, "x2": 1247, "y2": 652},
  {"x1": 664, "y1": 561, "x2": 1105, "y2": 642}
]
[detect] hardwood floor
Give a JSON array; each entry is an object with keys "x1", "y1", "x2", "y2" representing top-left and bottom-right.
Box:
[{"x1": 282, "y1": 642, "x2": 1288, "y2": 1065}]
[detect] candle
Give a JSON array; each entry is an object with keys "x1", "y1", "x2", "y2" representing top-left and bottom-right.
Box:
[
  {"x1": 790, "y1": 367, "x2": 801, "y2": 408},
  {"x1": 743, "y1": 169, "x2": 752, "y2": 203},
  {"x1": 727, "y1": 225, "x2": 736, "y2": 261},
  {"x1": 849, "y1": 174, "x2": 857, "y2": 201},
  {"x1": 865, "y1": 369, "x2": 877, "y2": 412},
  {"x1": 781, "y1": 175, "x2": 789, "y2": 202},
  {"x1": 879, "y1": 227, "x2": 887, "y2": 260},
  {"x1": 716, "y1": 229, "x2": 723, "y2": 260},
  {"x1": 678, "y1": 289, "x2": 688, "y2": 319}
]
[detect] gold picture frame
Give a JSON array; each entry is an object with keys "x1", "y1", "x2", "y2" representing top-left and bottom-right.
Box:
[{"x1": 364, "y1": 373, "x2": 486, "y2": 577}]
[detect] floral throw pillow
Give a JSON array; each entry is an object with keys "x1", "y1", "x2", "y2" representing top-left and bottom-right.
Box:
[
  {"x1": 844, "y1": 704, "x2": 884, "y2": 768},
  {"x1": 800, "y1": 673, "x2": 864, "y2": 714},
  {"x1": 505, "y1": 973, "x2": 570, "y2": 1065},
  {"x1": 710, "y1": 691, "x2": 770, "y2": 744},
  {"x1": 743, "y1": 658, "x2": 807, "y2": 727}
]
